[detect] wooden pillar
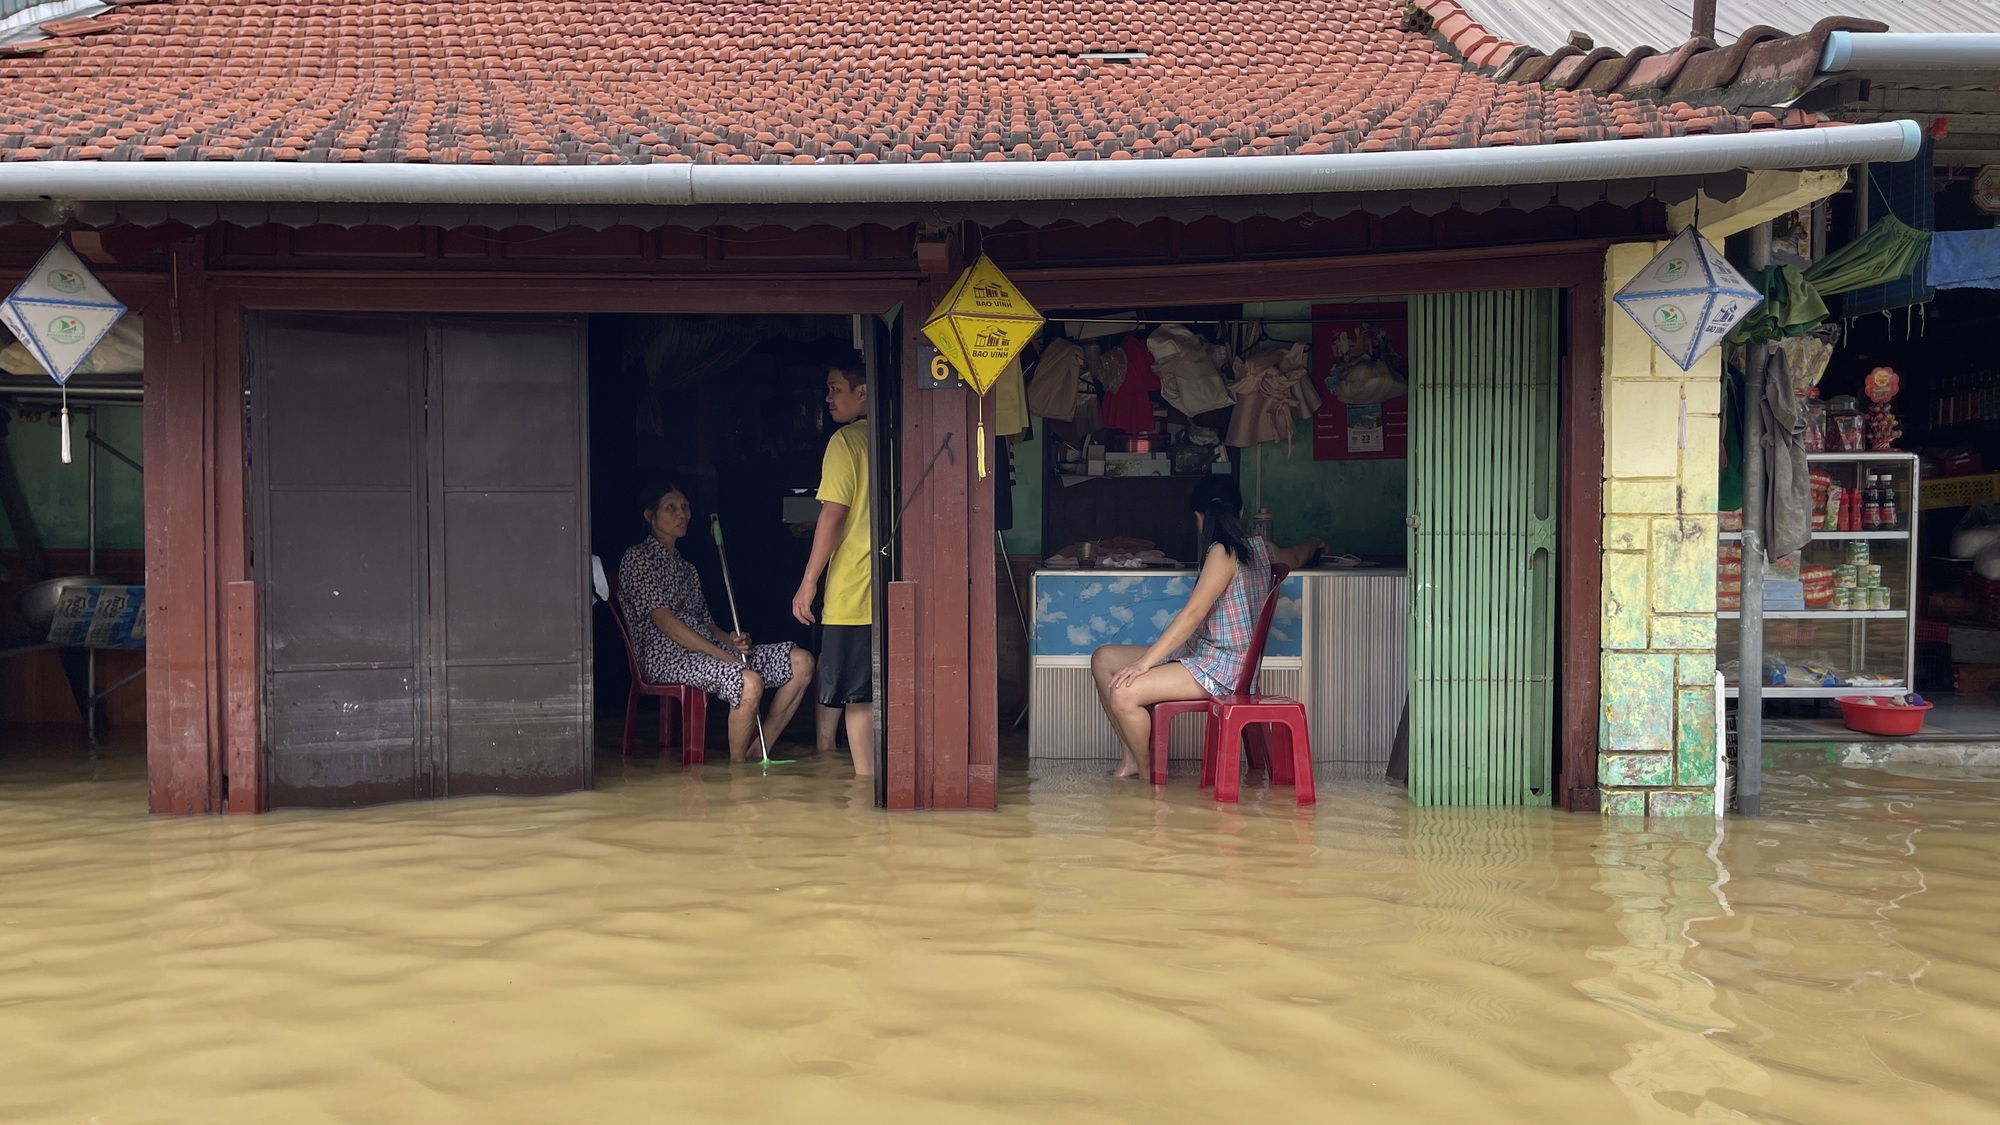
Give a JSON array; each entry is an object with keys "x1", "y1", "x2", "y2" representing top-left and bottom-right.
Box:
[
  {"x1": 885, "y1": 581, "x2": 918, "y2": 810},
  {"x1": 894, "y1": 269, "x2": 999, "y2": 810},
  {"x1": 224, "y1": 581, "x2": 261, "y2": 813},
  {"x1": 141, "y1": 237, "x2": 249, "y2": 815},
  {"x1": 1559, "y1": 281, "x2": 1606, "y2": 813}
]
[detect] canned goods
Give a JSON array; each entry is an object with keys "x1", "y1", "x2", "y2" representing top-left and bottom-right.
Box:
[
  {"x1": 1861, "y1": 564, "x2": 1883, "y2": 587},
  {"x1": 1845, "y1": 541, "x2": 1871, "y2": 567},
  {"x1": 1830, "y1": 588, "x2": 1857, "y2": 611},
  {"x1": 1834, "y1": 565, "x2": 1860, "y2": 589},
  {"x1": 1868, "y1": 586, "x2": 1892, "y2": 611}
]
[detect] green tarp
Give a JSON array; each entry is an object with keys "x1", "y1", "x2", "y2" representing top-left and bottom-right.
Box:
[{"x1": 1728, "y1": 216, "x2": 1933, "y2": 344}]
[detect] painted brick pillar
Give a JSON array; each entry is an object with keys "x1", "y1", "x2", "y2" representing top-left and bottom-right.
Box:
[{"x1": 1597, "y1": 242, "x2": 1722, "y2": 817}]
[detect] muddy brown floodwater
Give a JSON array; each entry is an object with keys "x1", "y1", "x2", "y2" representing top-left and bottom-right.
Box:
[{"x1": 3, "y1": 729, "x2": 2000, "y2": 1124}]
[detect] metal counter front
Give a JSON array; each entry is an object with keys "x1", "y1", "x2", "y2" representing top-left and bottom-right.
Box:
[{"x1": 1029, "y1": 568, "x2": 1408, "y2": 766}]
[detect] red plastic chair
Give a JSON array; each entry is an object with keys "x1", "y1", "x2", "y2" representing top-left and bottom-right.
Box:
[
  {"x1": 1203, "y1": 692, "x2": 1314, "y2": 806},
  {"x1": 605, "y1": 574, "x2": 710, "y2": 764},
  {"x1": 1147, "y1": 563, "x2": 1291, "y2": 786}
]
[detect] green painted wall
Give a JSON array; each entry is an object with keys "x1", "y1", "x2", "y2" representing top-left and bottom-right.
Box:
[
  {"x1": 0, "y1": 406, "x2": 144, "y2": 551},
  {"x1": 1002, "y1": 423, "x2": 1043, "y2": 555},
  {"x1": 1243, "y1": 447, "x2": 1407, "y2": 558},
  {"x1": 1003, "y1": 424, "x2": 1405, "y2": 558}
]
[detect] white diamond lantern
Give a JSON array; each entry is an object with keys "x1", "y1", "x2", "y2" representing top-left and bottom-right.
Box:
[
  {"x1": 1612, "y1": 227, "x2": 1763, "y2": 372},
  {"x1": 0, "y1": 237, "x2": 125, "y2": 386}
]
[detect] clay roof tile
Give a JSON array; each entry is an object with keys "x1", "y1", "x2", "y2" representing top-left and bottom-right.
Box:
[{"x1": 0, "y1": 0, "x2": 1785, "y2": 164}]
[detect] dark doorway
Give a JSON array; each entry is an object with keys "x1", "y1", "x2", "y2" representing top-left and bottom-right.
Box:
[
  {"x1": 249, "y1": 313, "x2": 592, "y2": 807},
  {"x1": 586, "y1": 314, "x2": 884, "y2": 774}
]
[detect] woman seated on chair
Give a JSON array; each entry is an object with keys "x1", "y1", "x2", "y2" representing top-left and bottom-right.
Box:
[
  {"x1": 1089, "y1": 477, "x2": 1321, "y2": 779},
  {"x1": 618, "y1": 480, "x2": 816, "y2": 763}
]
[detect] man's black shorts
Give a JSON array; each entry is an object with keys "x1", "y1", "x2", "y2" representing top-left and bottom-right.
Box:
[{"x1": 818, "y1": 624, "x2": 873, "y2": 706}]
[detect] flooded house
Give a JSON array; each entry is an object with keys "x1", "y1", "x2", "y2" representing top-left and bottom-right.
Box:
[{"x1": 0, "y1": 0, "x2": 1928, "y2": 817}]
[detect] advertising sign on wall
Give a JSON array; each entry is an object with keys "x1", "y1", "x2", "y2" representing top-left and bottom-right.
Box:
[{"x1": 1312, "y1": 303, "x2": 1408, "y2": 461}]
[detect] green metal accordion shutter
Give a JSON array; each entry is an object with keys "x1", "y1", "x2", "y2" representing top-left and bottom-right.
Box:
[{"x1": 1406, "y1": 290, "x2": 1560, "y2": 806}]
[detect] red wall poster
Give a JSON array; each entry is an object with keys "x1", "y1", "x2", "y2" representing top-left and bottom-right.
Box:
[{"x1": 1311, "y1": 303, "x2": 1409, "y2": 461}]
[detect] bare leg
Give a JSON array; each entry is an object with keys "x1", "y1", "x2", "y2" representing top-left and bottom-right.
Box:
[
  {"x1": 1090, "y1": 645, "x2": 1155, "y2": 777},
  {"x1": 845, "y1": 702, "x2": 874, "y2": 777},
  {"x1": 815, "y1": 703, "x2": 842, "y2": 755},
  {"x1": 726, "y1": 670, "x2": 766, "y2": 763},
  {"x1": 1098, "y1": 656, "x2": 1207, "y2": 779},
  {"x1": 764, "y1": 649, "x2": 815, "y2": 744}
]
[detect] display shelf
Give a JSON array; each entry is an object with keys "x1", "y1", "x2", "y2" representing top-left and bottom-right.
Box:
[
  {"x1": 1717, "y1": 610, "x2": 1907, "y2": 620},
  {"x1": 1718, "y1": 452, "x2": 1920, "y2": 709},
  {"x1": 1723, "y1": 684, "x2": 1906, "y2": 699}
]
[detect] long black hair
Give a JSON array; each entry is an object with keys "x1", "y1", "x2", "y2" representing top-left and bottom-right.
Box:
[{"x1": 1189, "y1": 475, "x2": 1253, "y2": 562}]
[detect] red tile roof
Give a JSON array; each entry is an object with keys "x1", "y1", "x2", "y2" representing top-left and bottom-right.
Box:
[{"x1": 0, "y1": 0, "x2": 1787, "y2": 166}]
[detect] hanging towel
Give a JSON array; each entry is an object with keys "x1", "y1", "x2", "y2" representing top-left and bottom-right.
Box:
[
  {"x1": 1224, "y1": 343, "x2": 1320, "y2": 450},
  {"x1": 1929, "y1": 228, "x2": 2000, "y2": 290},
  {"x1": 1101, "y1": 335, "x2": 1160, "y2": 433}
]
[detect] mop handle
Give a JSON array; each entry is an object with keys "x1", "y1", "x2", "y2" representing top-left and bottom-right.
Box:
[
  {"x1": 709, "y1": 514, "x2": 749, "y2": 645},
  {"x1": 710, "y1": 514, "x2": 772, "y2": 762}
]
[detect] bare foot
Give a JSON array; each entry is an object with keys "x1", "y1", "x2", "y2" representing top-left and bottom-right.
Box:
[{"x1": 1112, "y1": 759, "x2": 1143, "y2": 779}]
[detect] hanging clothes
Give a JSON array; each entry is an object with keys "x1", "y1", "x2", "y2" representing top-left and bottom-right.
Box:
[
  {"x1": 1728, "y1": 265, "x2": 1829, "y2": 344},
  {"x1": 1094, "y1": 340, "x2": 1128, "y2": 395},
  {"x1": 1719, "y1": 365, "x2": 1744, "y2": 514},
  {"x1": 1224, "y1": 342, "x2": 1319, "y2": 450},
  {"x1": 995, "y1": 434, "x2": 1015, "y2": 533},
  {"x1": 993, "y1": 356, "x2": 1029, "y2": 438},
  {"x1": 1144, "y1": 324, "x2": 1235, "y2": 418},
  {"x1": 1025, "y1": 337, "x2": 1083, "y2": 421},
  {"x1": 1759, "y1": 349, "x2": 1812, "y2": 562},
  {"x1": 1101, "y1": 335, "x2": 1160, "y2": 433}
]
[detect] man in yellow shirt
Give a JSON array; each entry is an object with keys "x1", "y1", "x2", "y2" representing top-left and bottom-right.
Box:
[{"x1": 792, "y1": 354, "x2": 874, "y2": 777}]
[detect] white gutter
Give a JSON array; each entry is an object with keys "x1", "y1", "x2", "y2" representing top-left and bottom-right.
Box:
[
  {"x1": 0, "y1": 120, "x2": 1922, "y2": 207},
  {"x1": 1823, "y1": 32, "x2": 2000, "y2": 73}
]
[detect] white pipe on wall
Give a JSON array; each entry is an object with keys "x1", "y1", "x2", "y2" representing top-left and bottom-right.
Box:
[{"x1": 0, "y1": 121, "x2": 1923, "y2": 207}]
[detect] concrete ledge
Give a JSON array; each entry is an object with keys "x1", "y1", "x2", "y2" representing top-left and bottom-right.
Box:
[{"x1": 1768, "y1": 741, "x2": 2000, "y2": 769}]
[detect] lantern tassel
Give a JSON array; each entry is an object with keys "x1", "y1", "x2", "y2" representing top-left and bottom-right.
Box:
[
  {"x1": 59, "y1": 390, "x2": 70, "y2": 465},
  {"x1": 976, "y1": 395, "x2": 988, "y2": 479}
]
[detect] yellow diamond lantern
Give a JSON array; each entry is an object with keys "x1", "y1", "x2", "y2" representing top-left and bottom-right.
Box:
[{"x1": 920, "y1": 255, "x2": 1044, "y2": 395}]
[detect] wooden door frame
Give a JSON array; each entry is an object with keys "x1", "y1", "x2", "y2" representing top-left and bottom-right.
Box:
[
  {"x1": 120, "y1": 236, "x2": 1607, "y2": 815},
  {"x1": 165, "y1": 265, "x2": 932, "y2": 813}
]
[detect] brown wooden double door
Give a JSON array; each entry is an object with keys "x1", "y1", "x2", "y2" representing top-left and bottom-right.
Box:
[{"x1": 250, "y1": 313, "x2": 591, "y2": 808}]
